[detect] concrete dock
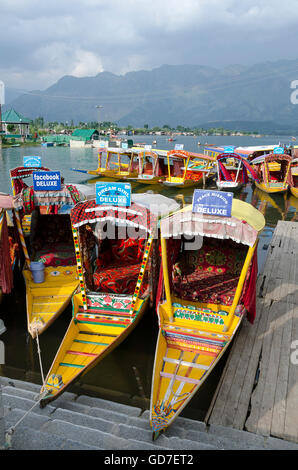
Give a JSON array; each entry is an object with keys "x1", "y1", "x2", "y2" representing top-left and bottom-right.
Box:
[{"x1": 207, "y1": 221, "x2": 298, "y2": 444}]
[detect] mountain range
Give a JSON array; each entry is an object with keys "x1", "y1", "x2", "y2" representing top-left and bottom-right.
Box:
[{"x1": 4, "y1": 60, "x2": 298, "y2": 132}]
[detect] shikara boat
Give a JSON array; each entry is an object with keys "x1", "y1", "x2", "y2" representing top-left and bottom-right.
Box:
[
  {"x1": 215, "y1": 152, "x2": 259, "y2": 191},
  {"x1": 10, "y1": 166, "x2": 52, "y2": 235},
  {"x1": 39, "y1": 193, "x2": 179, "y2": 406},
  {"x1": 136, "y1": 150, "x2": 168, "y2": 184},
  {"x1": 16, "y1": 183, "x2": 95, "y2": 338},
  {"x1": 162, "y1": 150, "x2": 214, "y2": 188},
  {"x1": 251, "y1": 153, "x2": 292, "y2": 194},
  {"x1": 290, "y1": 157, "x2": 298, "y2": 198},
  {"x1": 204, "y1": 144, "x2": 280, "y2": 161},
  {"x1": 150, "y1": 197, "x2": 265, "y2": 439},
  {"x1": 72, "y1": 147, "x2": 140, "y2": 180}
]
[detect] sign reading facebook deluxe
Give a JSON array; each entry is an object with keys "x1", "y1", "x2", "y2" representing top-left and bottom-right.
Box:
[
  {"x1": 33, "y1": 171, "x2": 61, "y2": 190},
  {"x1": 192, "y1": 189, "x2": 233, "y2": 217},
  {"x1": 96, "y1": 182, "x2": 131, "y2": 207}
]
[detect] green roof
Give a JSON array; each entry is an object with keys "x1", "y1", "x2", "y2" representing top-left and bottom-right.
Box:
[
  {"x1": 2, "y1": 108, "x2": 32, "y2": 124},
  {"x1": 71, "y1": 128, "x2": 99, "y2": 140}
]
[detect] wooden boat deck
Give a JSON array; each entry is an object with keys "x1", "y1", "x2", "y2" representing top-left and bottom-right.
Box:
[{"x1": 206, "y1": 221, "x2": 298, "y2": 444}]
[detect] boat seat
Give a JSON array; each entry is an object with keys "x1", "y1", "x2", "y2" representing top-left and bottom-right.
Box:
[
  {"x1": 172, "y1": 238, "x2": 247, "y2": 306},
  {"x1": 92, "y1": 237, "x2": 146, "y2": 294},
  {"x1": 93, "y1": 261, "x2": 142, "y2": 294},
  {"x1": 34, "y1": 242, "x2": 76, "y2": 267}
]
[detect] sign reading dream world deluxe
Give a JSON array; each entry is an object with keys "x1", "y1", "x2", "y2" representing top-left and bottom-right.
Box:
[
  {"x1": 96, "y1": 182, "x2": 131, "y2": 207},
  {"x1": 192, "y1": 189, "x2": 233, "y2": 217},
  {"x1": 33, "y1": 171, "x2": 61, "y2": 190},
  {"x1": 23, "y1": 156, "x2": 42, "y2": 168}
]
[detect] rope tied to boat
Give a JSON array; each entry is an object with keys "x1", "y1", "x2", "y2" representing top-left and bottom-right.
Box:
[
  {"x1": 4, "y1": 388, "x2": 49, "y2": 448},
  {"x1": 35, "y1": 329, "x2": 46, "y2": 388},
  {"x1": 4, "y1": 328, "x2": 48, "y2": 449}
]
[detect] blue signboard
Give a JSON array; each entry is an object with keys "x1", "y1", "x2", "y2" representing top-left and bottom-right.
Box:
[
  {"x1": 33, "y1": 171, "x2": 61, "y2": 191},
  {"x1": 96, "y1": 182, "x2": 131, "y2": 207},
  {"x1": 192, "y1": 189, "x2": 233, "y2": 217},
  {"x1": 23, "y1": 156, "x2": 41, "y2": 167},
  {"x1": 273, "y1": 147, "x2": 284, "y2": 154},
  {"x1": 224, "y1": 146, "x2": 235, "y2": 154},
  {"x1": 174, "y1": 144, "x2": 184, "y2": 150}
]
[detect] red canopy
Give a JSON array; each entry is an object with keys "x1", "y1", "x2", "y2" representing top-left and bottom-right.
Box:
[{"x1": 70, "y1": 199, "x2": 158, "y2": 236}]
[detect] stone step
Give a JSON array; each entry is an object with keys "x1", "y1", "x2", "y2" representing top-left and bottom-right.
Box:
[
  {"x1": 41, "y1": 419, "x2": 166, "y2": 450},
  {"x1": 2, "y1": 376, "x2": 298, "y2": 451},
  {"x1": 75, "y1": 394, "x2": 142, "y2": 417},
  {"x1": 5, "y1": 423, "x2": 101, "y2": 450}
]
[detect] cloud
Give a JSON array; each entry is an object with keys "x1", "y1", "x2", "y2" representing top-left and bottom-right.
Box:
[{"x1": 1, "y1": 0, "x2": 298, "y2": 90}]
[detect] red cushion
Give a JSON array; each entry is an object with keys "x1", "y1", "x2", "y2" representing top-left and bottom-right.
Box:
[
  {"x1": 93, "y1": 262, "x2": 142, "y2": 294},
  {"x1": 172, "y1": 239, "x2": 247, "y2": 305},
  {"x1": 173, "y1": 270, "x2": 240, "y2": 305},
  {"x1": 110, "y1": 238, "x2": 145, "y2": 264}
]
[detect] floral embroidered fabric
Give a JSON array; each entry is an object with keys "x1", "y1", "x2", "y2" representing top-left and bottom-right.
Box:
[
  {"x1": 92, "y1": 237, "x2": 146, "y2": 294},
  {"x1": 172, "y1": 238, "x2": 247, "y2": 305}
]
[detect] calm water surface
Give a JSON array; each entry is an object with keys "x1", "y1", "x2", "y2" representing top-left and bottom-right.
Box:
[{"x1": 0, "y1": 135, "x2": 297, "y2": 419}]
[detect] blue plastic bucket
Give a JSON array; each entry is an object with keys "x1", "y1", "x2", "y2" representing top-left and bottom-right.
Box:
[{"x1": 30, "y1": 261, "x2": 45, "y2": 283}]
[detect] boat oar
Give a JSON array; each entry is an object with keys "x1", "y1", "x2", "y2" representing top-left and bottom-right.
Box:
[{"x1": 71, "y1": 168, "x2": 90, "y2": 174}]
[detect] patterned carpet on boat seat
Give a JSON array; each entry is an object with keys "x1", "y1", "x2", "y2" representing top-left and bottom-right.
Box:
[
  {"x1": 93, "y1": 262, "x2": 142, "y2": 294},
  {"x1": 34, "y1": 242, "x2": 76, "y2": 267},
  {"x1": 172, "y1": 238, "x2": 247, "y2": 305}
]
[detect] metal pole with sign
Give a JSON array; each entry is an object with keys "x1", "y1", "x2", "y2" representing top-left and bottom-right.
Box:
[{"x1": 0, "y1": 81, "x2": 4, "y2": 147}]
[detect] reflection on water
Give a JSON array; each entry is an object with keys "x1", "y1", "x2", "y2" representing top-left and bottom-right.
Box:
[{"x1": 0, "y1": 138, "x2": 297, "y2": 420}]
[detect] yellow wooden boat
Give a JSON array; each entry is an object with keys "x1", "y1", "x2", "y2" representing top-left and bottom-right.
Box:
[
  {"x1": 162, "y1": 150, "x2": 215, "y2": 188},
  {"x1": 251, "y1": 153, "x2": 292, "y2": 194},
  {"x1": 150, "y1": 196, "x2": 265, "y2": 439},
  {"x1": 290, "y1": 158, "x2": 298, "y2": 198},
  {"x1": 39, "y1": 193, "x2": 179, "y2": 406},
  {"x1": 16, "y1": 183, "x2": 95, "y2": 338},
  {"x1": 135, "y1": 150, "x2": 168, "y2": 184},
  {"x1": 71, "y1": 147, "x2": 140, "y2": 180},
  {"x1": 204, "y1": 144, "x2": 279, "y2": 161}
]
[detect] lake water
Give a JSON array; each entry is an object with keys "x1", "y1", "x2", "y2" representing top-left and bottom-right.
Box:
[{"x1": 0, "y1": 135, "x2": 297, "y2": 420}]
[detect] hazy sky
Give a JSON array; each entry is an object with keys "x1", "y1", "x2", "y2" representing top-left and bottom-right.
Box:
[{"x1": 1, "y1": 0, "x2": 298, "y2": 92}]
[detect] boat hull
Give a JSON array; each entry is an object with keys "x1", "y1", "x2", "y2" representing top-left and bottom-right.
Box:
[
  {"x1": 216, "y1": 181, "x2": 244, "y2": 191},
  {"x1": 255, "y1": 181, "x2": 288, "y2": 194},
  {"x1": 290, "y1": 186, "x2": 298, "y2": 198},
  {"x1": 23, "y1": 265, "x2": 79, "y2": 338},
  {"x1": 149, "y1": 301, "x2": 243, "y2": 435},
  {"x1": 162, "y1": 179, "x2": 200, "y2": 188},
  {"x1": 40, "y1": 292, "x2": 149, "y2": 406}
]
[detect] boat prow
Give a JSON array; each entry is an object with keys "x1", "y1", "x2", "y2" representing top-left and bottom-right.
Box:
[
  {"x1": 40, "y1": 291, "x2": 148, "y2": 406},
  {"x1": 24, "y1": 266, "x2": 79, "y2": 338}
]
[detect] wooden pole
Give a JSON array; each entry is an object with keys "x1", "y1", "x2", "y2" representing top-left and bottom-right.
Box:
[{"x1": 0, "y1": 384, "x2": 4, "y2": 449}]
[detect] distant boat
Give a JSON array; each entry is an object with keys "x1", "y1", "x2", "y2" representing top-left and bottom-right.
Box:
[{"x1": 168, "y1": 138, "x2": 176, "y2": 142}]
